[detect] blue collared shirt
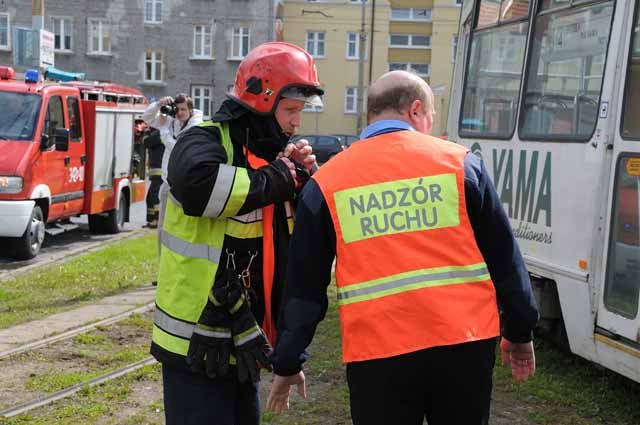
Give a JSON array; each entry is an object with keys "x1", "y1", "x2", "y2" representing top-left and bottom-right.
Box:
[
  {"x1": 359, "y1": 119, "x2": 415, "y2": 139},
  {"x1": 271, "y1": 122, "x2": 539, "y2": 376}
]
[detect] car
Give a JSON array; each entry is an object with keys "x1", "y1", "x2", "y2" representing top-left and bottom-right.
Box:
[
  {"x1": 292, "y1": 134, "x2": 345, "y2": 163},
  {"x1": 332, "y1": 134, "x2": 359, "y2": 148}
]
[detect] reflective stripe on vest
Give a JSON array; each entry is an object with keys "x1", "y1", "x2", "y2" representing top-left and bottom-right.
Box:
[
  {"x1": 313, "y1": 130, "x2": 500, "y2": 363},
  {"x1": 161, "y1": 229, "x2": 222, "y2": 263},
  {"x1": 149, "y1": 168, "x2": 162, "y2": 176},
  {"x1": 337, "y1": 263, "x2": 490, "y2": 305}
]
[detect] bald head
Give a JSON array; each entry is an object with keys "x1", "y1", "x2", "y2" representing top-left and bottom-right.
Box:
[{"x1": 367, "y1": 71, "x2": 434, "y2": 131}]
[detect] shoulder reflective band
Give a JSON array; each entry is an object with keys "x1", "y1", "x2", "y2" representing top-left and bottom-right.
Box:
[
  {"x1": 337, "y1": 263, "x2": 490, "y2": 306},
  {"x1": 160, "y1": 230, "x2": 222, "y2": 263},
  {"x1": 333, "y1": 173, "x2": 459, "y2": 243},
  {"x1": 154, "y1": 308, "x2": 195, "y2": 339},
  {"x1": 199, "y1": 121, "x2": 234, "y2": 165}
]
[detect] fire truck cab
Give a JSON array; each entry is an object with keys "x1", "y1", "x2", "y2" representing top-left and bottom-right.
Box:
[{"x1": 0, "y1": 67, "x2": 147, "y2": 259}]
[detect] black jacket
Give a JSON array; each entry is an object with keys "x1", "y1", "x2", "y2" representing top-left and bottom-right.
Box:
[
  {"x1": 143, "y1": 128, "x2": 164, "y2": 170},
  {"x1": 167, "y1": 99, "x2": 297, "y2": 329}
]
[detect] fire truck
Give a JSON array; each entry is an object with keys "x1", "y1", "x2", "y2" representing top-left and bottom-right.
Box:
[
  {"x1": 0, "y1": 66, "x2": 147, "y2": 260},
  {"x1": 448, "y1": 0, "x2": 640, "y2": 382}
]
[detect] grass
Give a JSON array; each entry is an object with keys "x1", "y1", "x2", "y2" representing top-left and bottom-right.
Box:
[
  {"x1": 0, "y1": 234, "x2": 158, "y2": 329},
  {"x1": 494, "y1": 340, "x2": 640, "y2": 424},
  {"x1": 2, "y1": 364, "x2": 163, "y2": 425},
  {"x1": 1, "y1": 234, "x2": 639, "y2": 424}
]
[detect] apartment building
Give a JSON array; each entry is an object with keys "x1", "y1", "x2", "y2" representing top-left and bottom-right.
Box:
[
  {"x1": 0, "y1": 0, "x2": 276, "y2": 117},
  {"x1": 280, "y1": 0, "x2": 390, "y2": 136}
]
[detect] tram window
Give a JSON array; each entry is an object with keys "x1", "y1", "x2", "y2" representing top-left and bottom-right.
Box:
[
  {"x1": 604, "y1": 157, "x2": 640, "y2": 318},
  {"x1": 621, "y1": 6, "x2": 640, "y2": 139},
  {"x1": 520, "y1": 2, "x2": 614, "y2": 141},
  {"x1": 460, "y1": 22, "x2": 528, "y2": 138}
]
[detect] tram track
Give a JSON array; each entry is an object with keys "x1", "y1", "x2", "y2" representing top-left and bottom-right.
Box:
[{"x1": 0, "y1": 296, "x2": 157, "y2": 421}]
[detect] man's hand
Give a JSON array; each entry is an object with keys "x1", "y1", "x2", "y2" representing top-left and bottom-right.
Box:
[
  {"x1": 277, "y1": 157, "x2": 297, "y2": 182},
  {"x1": 500, "y1": 338, "x2": 535, "y2": 383},
  {"x1": 266, "y1": 372, "x2": 306, "y2": 413},
  {"x1": 284, "y1": 140, "x2": 317, "y2": 172},
  {"x1": 158, "y1": 96, "x2": 174, "y2": 106}
]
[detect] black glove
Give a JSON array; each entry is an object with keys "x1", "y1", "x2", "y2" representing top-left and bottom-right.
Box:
[
  {"x1": 227, "y1": 281, "x2": 273, "y2": 383},
  {"x1": 186, "y1": 288, "x2": 233, "y2": 379}
]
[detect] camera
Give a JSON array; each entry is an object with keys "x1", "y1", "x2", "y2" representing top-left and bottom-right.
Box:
[{"x1": 160, "y1": 103, "x2": 177, "y2": 116}]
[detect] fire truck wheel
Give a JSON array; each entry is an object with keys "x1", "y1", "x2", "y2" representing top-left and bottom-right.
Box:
[
  {"x1": 10, "y1": 205, "x2": 45, "y2": 260},
  {"x1": 89, "y1": 195, "x2": 128, "y2": 234}
]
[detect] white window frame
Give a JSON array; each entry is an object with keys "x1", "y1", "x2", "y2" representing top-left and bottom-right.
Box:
[
  {"x1": 389, "y1": 62, "x2": 430, "y2": 77},
  {"x1": 87, "y1": 18, "x2": 110, "y2": 54},
  {"x1": 345, "y1": 87, "x2": 358, "y2": 114},
  {"x1": 192, "y1": 85, "x2": 213, "y2": 119},
  {"x1": 193, "y1": 25, "x2": 213, "y2": 59},
  {"x1": 0, "y1": 13, "x2": 9, "y2": 50},
  {"x1": 229, "y1": 27, "x2": 250, "y2": 60},
  {"x1": 390, "y1": 8, "x2": 432, "y2": 22},
  {"x1": 144, "y1": 49, "x2": 163, "y2": 83},
  {"x1": 452, "y1": 35, "x2": 459, "y2": 63},
  {"x1": 306, "y1": 31, "x2": 326, "y2": 58},
  {"x1": 389, "y1": 34, "x2": 431, "y2": 49},
  {"x1": 144, "y1": 0, "x2": 163, "y2": 24},
  {"x1": 346, "y1": 32, "x2": 368, "y2": 60},
  {"x1": 346, "y1": 32, "x2": 359, "y2": 59},
  {"x1": 50, "y1": 16, "x2": 73, "y2": 52}
]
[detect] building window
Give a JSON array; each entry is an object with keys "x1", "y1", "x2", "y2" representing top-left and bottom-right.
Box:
[
  {"x1": 456, "y1": 0, "x2": 463, "y2": 5},
  {"x1": 229, "y1": 27, "x2": 250, "y2": 60},
  {"x1": 193, "y1": 25, "x2": 213, "y2": 58},
  {"x1": 345, "y1": 87, "x2": 358, "y2": 113},
  {"x1": 452, "y1": 35, "x2": 458, "y2": 63},
  {"x1": 0, "y1": 14, "x2": 10, "y2": 50},
  {"x1": 50, "y1": 17, "x2": 72, "y2": 52},
  {"x1": 144, "y1": 0, "x2": 163, "y2": 24},
  {"x1": 350, "y1": 0, "x2": 368, "y2": 3},
  {"x1": 306, "y1": 32, "x2": 325, "y2": 58},
  {"x1": 145, "y1": 49, "x2": 163, "y2": 82},
  {"x1": 390, "y1": 8, "x2": 432, "y2": 21},
  {"x1": 389, "y1": 62, "x2": 430, "y2": 77},
  {"x1": 88, "y1": 19, "x2": 110, "y2": 54},
  {"x1": 192, "y1": 86, "x2": 213, "y2": 119},
  {"x1": 389, "y1": 34, "x2": 431, "y2": 48},
  {"x1": 347, "y1": 32, "x2": 358, "y2": 59}
]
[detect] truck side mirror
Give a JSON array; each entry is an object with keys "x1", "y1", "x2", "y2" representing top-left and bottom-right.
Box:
[
  {"x1": 54, "y1": 128, "x2": 70, "y2": 152},
  {"x1": 40, "y1": 133, "x2": 54, "y2": 151}
]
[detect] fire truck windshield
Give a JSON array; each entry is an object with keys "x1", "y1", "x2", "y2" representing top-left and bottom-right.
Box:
[{"x1": 0, "y1": 92, "x2": 42, "y2": 141}]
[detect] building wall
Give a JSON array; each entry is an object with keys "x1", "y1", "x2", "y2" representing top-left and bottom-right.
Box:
[
  {"x1": 430, "y1": 0, "x2": 461, "y2": 136},
  {"x1": 0, "y1": 0, "x2": 275, "y2": 116},
  {"x1": 281, "y1": 0, "x2": 390, "y2": 137}
]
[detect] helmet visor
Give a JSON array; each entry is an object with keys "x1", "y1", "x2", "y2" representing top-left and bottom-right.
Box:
[{"x1": 280, "y1": 86, "x2": 324, "y2": 108}]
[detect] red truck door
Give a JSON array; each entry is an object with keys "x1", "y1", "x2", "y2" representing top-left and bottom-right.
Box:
[{"x1": 61, "y1": 95, "x2": 85, "y2": 215}]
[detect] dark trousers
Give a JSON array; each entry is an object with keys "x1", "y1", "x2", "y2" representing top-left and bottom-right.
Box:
[
  {"x1": 162, "y1": 364, "x2": 259, "y2": 425},
  {"x1": 346, "y1": 338, "x2": 496, "y2": 425},
  {"x1": 146, "y1": 175, "x2": 162, "y2": 222}
]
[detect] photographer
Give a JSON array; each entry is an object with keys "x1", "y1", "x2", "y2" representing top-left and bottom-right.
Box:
[{"x1": 142, "y1": 94, "x2": 203, "y2": 243}]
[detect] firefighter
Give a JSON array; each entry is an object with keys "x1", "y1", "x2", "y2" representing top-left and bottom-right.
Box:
[
  {"x1": 143, "y1": 127, "x2": 164, "y2": 228},
  {"x1": 267, "y1": 70, "x2": 539, "y2": 425},
  {"x1": 150, "y1": 42, "x2": 323, "y2": 425}
]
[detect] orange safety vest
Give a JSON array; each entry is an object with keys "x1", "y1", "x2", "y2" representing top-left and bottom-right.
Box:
[{"x1": 313, "y1": 130, "x2": 500, "y2": 363}]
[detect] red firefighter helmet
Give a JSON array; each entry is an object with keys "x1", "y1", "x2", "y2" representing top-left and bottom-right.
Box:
[{"x1": 229, "y1": 42, "x2": 324, "y2": 114}]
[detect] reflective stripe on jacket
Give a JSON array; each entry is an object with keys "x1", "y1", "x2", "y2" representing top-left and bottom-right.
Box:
[{"x1": 312, "y1": 130, "x2": 500, "y2": 363}]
